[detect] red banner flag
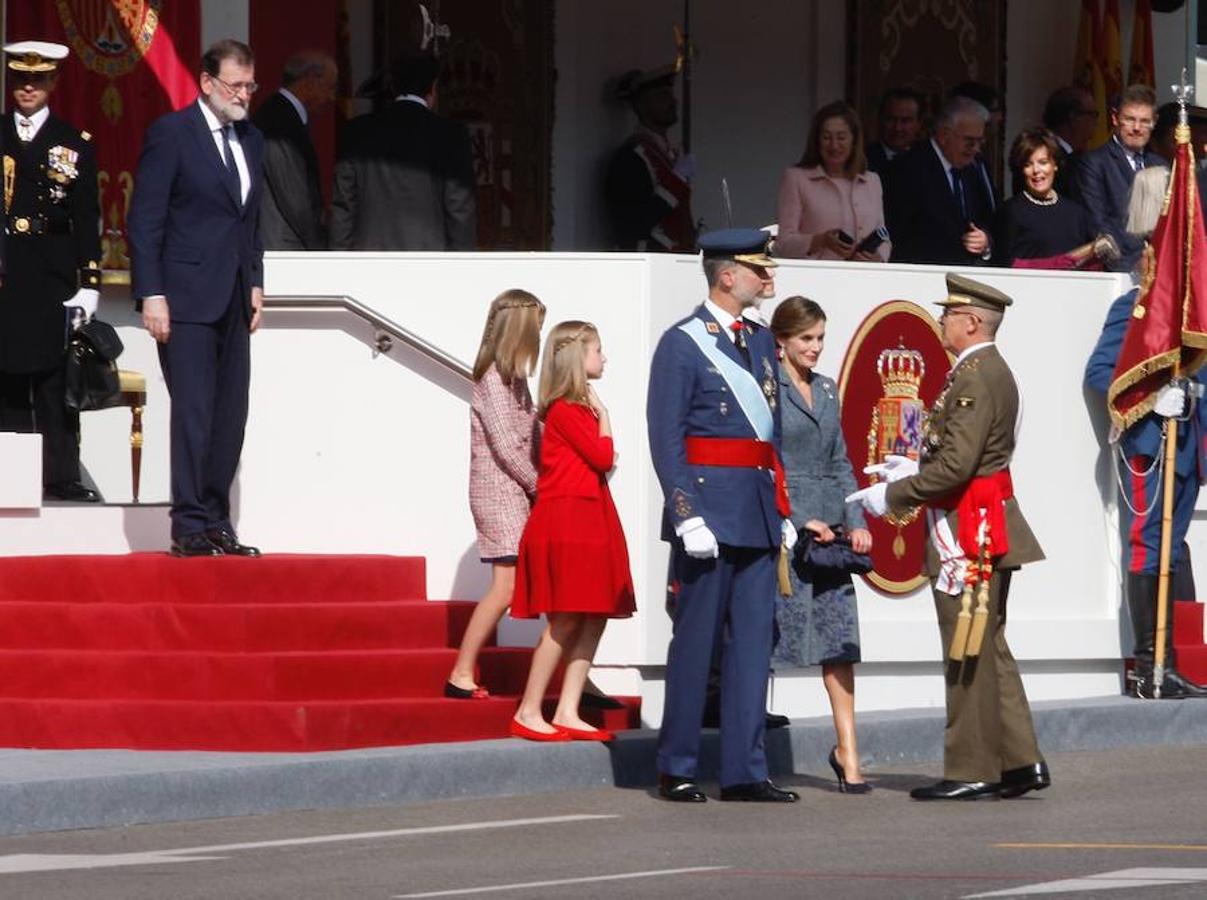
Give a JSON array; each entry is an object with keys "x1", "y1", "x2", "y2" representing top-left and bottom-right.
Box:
[
  {"x1": 6, "y1": 1, "x2": 201, "y2": 275},
  {"x1": 1107, "y1": 126, "x2": 1207, "y2": 429},
  {"x1": 1129, "y1": 0, "x2": 1156, "y2": 88},
  {"x1": 1073, "y1": 0, "x2": 1110, "y2": 148}
]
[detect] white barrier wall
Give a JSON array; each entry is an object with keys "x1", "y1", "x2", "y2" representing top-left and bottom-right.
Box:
[{"x1": 6, "y1": 254, "x2": 1146, "y2": 719}]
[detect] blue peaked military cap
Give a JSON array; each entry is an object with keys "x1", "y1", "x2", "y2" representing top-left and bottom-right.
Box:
[{"x1": 697, "y1": 228, "x2": 777, "y2": 267}]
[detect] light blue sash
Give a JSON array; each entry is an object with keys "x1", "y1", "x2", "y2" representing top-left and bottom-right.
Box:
[{"x1": 679, "y1": 317, "x2": 773, "y2": 441}]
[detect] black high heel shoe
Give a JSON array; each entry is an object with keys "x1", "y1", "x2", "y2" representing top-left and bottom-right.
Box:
[{"x1": 828, "y1": 746, "x2": 872, "y2": 794}]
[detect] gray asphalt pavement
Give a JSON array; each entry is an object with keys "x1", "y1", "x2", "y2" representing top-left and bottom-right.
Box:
[{"x1": 2, "y1": 744, "x2": 1206, "y2": 899}]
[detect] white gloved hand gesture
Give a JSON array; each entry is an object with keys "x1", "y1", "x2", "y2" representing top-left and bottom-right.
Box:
[
  {"x1": 672, "y1": 152, "x2": 695, "y2": 184},
  {"x1": 781, "y1": 518, "x2": 798, "y2": 550},
  {"x1": 863, "y1": 454, "x2": 918, "y2": 483},
  {"x1": 845, "y1": 483, "x2": 888, "y2": 518},
  {"x1": 681, "y1": 521, "x2": 719, "y2": 559},
  {"x1": 63, "y1": 288, "x2": 100, "y2": 319},
  {"x1": 1154, "y1": 382, "x2": 1187, "y2": 418}
]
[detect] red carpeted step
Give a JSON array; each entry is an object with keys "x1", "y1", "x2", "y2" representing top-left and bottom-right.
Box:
[
  {"x1": 1175, "y1": 645, "x2": 1207, "y2": 683},
  {"x1": 0, "y1": 647, "x2": 533, "y2": 701},
  {"x1": 1174, "y1": 600, "x2": 1205, "y2": 647},
  {"x1": 0, "y1": 600, "x2": 484, "y2": 651},
  {"x1": 0, "y1": 554, "x2": 427, "y2": 604}
]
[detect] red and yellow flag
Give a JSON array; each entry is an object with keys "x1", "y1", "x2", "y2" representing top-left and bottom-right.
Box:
[
  {"x1": 1101, "y1": 0, "x2": 1124, "y2": 102},
  {"x1": 1108, "y1": 125, "x2": 1207, "y2": 429},
  {"x1": 1074, "y1": 0, "x2": 1110, "y2": 149},
  {"x1": 1129, "y1": 0, "x2": 1156, "y2": 88}
]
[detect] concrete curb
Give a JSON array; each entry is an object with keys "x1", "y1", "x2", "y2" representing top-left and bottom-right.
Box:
[{"x1": 0, "y1": 695, "x2": 1204, "y2": 836}]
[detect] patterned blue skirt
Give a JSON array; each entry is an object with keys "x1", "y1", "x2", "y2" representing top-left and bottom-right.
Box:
[{"x1": 772, "y1": 556, "x2": 862, "y2": 667}]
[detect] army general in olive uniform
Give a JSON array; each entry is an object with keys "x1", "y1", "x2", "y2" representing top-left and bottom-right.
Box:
[
  {"x1": 1, "y1": 41, "x2": 102, "y2": 502},
  {"x1": 850, "y1": 274, "x2": 1050, "y2": 802}
]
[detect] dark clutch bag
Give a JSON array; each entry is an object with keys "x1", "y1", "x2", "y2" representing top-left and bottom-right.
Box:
[
  {"x1": 65, "y1": 318, "x2": 125, "y2": 411},
  {"x1": 795, "y1": 525, "x2": 874, "y2": 575}
]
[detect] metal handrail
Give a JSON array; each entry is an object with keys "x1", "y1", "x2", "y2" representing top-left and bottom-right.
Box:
[{"x1": 263, "y1": 294, "x2": 472, "y2": 382}]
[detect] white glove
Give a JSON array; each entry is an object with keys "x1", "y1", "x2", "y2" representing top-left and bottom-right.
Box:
[
  {"x1": 63, "y1": 288, "x2": 100, "y2": 319},
  {"x1": 863, "y1": 454, "x2": 918, "y2": 483},
  {"x1": 781, "y1": 519, "x2": 798, "y2": 550},
  {"x1": 845, "y1": 483, "x2": 888, "y2": 518},
  {"x1": 672, "y1": 152, "x2": 695, "y2": 183},
  {"x1": 1154, "y1": 383, "x2": 1187, "y2": 418},
  {"x1": 681, "y1": 521, "x2": 719, "y2": 559}
]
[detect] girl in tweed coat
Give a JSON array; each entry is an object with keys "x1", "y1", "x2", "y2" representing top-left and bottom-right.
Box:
[{"x1": 446, "y1": 289, "x2": 545, "y2": 699}]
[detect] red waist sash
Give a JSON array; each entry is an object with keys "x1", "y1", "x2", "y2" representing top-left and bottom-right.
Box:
[
  {"x1": 685, "y1": 436, "x2": 791, "y2": 518},
  {"x1": 934, "y1": 469, "x2": 1013, "y2": 559}
]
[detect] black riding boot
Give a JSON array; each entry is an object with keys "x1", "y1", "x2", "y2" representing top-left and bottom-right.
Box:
[{"x1": 1126, "y1": 573, "x2": 1207, "y2": 698}]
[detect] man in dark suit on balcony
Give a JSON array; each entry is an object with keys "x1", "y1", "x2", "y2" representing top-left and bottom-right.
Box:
[
  {"x1": 128, "y1": 39, "x2": 265, "y2": 558},
  {"x1": 885, "y1": 96, "x2": 998, "y2": 266},
  {"x1": 330, "y1": 52, "x2": 476, "y2": 251},
  {"x1": 254, "y1": 50, "x2": 336, "y2": 250}
]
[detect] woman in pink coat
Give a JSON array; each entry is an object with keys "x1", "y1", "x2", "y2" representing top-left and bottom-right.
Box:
[{"x1": 775, "y1": 101, "x2": 891, "y2": 262}]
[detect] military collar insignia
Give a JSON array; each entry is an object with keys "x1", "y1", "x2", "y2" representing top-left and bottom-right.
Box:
[{"x1": 705, "y1": 321, "x2": 720, "y2": 334}]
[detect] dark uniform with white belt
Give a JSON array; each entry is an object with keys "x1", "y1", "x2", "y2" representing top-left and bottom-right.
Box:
[{"x1": 1, "y1": 41, "x2": 102, "y2": 501}]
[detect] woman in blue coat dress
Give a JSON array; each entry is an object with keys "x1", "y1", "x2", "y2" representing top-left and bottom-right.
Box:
[{"x1": 770, "y1": 296, "x2": 873, "y2": 791}]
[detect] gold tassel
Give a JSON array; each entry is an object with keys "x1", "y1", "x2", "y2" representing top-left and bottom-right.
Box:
[
  {"x1": 948, "y1": 583, "x2": 974, "y2": 661},
  {"x1": 778, "y1": 543, "x2": 792, "y2": 596},
  {"x1": 965, "y1": 527, "x2": 993, "y2": 658}
]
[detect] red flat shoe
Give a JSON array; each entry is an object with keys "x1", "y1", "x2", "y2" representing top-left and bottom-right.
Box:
[
  {"x1": 509, "y1": 719, "x2": 571, "y2": 742},
  {"x1": 554, "y1": 724, "x2": 615, "y2": 742}
]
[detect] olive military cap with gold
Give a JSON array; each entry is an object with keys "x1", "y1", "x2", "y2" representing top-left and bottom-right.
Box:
[
  {"x1": 698, "y1": 227, "x2": 778, "y2": 268},
  {"x1": 936, "y1": 273, "x2": 1013, "y2": 313},
  {"x1": 4, "y1": 41, "x2": 68, "y2": 73}
]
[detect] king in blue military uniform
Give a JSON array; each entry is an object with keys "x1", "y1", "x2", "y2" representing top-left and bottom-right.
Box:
[
  {"x1": 648, "y1": 228, "x2": 799, "y2": 803},
  {"x1": 1, "y1": 41, "x2": 103, "y2": 502}
]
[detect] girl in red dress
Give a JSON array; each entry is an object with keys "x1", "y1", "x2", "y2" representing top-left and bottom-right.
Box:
[{"x1": 509, "y1": 321, "x2": 635, "y2": 742}]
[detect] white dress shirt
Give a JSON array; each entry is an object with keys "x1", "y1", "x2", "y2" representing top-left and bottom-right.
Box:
[
  {"x1": 14, "y1": 106, "x2": 50, "y2": 142},
  {"x1": 197, "y1": 98, "x2": 250, "y2": 204},
  {"x1": 279, "y1": 87, "x2": 308, "y2": 126}
]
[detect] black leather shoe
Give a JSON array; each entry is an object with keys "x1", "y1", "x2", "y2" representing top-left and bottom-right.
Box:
[
  {"x1": 720, "y1": 780, "x2": 799, "y2": 802},
  {"x1": 999, "y1": 762, "x2": 1051, "y2": 799},
  {"x1": 765, "y1": 712, "x2": 790, "y2": 729},
  {"x1": 910, "y1": 780, "x2": 999, "y2": 801},
  {"x1": 44, "y1": 481, "x2": 99, "y2": 503},
  {"x1": 1130, "y1": 668, "x2": 1207, "y2": 699},
  {"x1": 205, "y1": 529, "x2": 261, "y2": 557},
  {"x1": 1164, "y1": 669, "x2": 1207, "y2": 698},
  {"x1": 658, "y1": 774, "x2": 707, "y2": 803},
  {"x1": 171, "y1": 533, "x2": 222, "y2": 557}
]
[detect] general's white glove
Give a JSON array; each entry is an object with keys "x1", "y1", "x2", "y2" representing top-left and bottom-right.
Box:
[
  {"x1": 1154, "y1": 383, "x2": 1187, "y2": 418},
  {"x1": 672, "y1": 152, "x2": 695, "y2": 183},
  {"x1": 845, "y1": 483, "x2": 888, "y2": 518},
  {"x1": 681, "y1": 521, "x2": 719, "y2": 559},
  {"x1": 863, "y1": 454, "x2": 918, "y2": 483},
  {"x1": 781, "y1": 518, "x2": 798, "y2": 550},
  {"x1": 63, "y1": 288, "x2": 100, "y2": 319}
]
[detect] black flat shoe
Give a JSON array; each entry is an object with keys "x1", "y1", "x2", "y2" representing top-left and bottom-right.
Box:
[
  {"x1": 580, "y1": 691, "x2": 625, "y2": 710},
  {"x1": 910, "y1": 780, "x2": 999, "y2": 801},
  {"x1": 443, "y1": 681, "x2": 489, "y2": 700},
  {"x1": 205, "y1": 529, "x2": 261, "y2": 557},
  {"x1": 765, "y1": 712, "x2": 790, "y2": 730},
  {"x1": 828, "y1": 746, "x2": 872, "y2": 794},
  {"x1": 720, "y1": 780, "x2": 799, "y2": 803},
  {"x1": 999, "y1": 761, "x2": 1051, "y2": 799},
  {"x1": 658, "y1": 774, "x2": 707, "y2": 803},
  {"x1": 44, "y1": 481, "x2": 99, "y2": 503},
  {"x1": 171, "y1": 533, "x2": 222, "y2": 557}
]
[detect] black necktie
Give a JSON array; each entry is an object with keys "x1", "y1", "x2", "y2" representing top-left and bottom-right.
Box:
[
  {"x1": 951, "y1": 168, "x2": 967, "y2": 220},
  {"x1": 220, "y1": 125, "x2": 241, "y2": 200},
  {"x1": 730, "y1": 320, "x2": 751, "y2": 367}
]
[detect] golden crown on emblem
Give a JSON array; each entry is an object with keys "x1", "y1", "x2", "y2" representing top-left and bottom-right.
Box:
[{"x1": 876, "y1": 346, "x2": 925, "y2": 399}]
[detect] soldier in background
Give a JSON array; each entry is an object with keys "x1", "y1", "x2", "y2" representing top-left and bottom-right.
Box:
[
  {"x1": 605, "y1": 65, "x2": 696, "y2": 252},
  {"x1": 1, "y1": 41, "x2": 102, "y2": 502}
]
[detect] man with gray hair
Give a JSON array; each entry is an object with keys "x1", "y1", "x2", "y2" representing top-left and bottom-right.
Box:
[
  {"x1": 253, "y1": 50, "x2": 336, "y2": 249},
  {"x1": 1084, "y1": 165, "x2": 1207, "y2": 700},
  {"x1": 885, "y1": 95, "x2": 999, "y2": 265}
]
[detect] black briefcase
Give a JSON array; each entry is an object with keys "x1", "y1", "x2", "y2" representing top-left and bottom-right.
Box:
[{"x1": 64, "y1": 317, "x2": 124, "y2": 411}]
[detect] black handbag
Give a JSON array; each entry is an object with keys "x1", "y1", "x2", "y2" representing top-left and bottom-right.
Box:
[
  {"x1": 795, "y1": 525, "x2": 874, "y2": 575},
  {"x1": 64, "y1": 317, "x2": 124, "y2": 411}
]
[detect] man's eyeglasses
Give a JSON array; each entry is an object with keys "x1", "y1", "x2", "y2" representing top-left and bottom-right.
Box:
[
  {"x1": 210, "y1": 74, "x2": 259, "y2": 96},
  {"x1": 939, "y1": 309, "x2": 980, "y2": 324},
  {"x1": 1119, "y1": 114, "x2": 1153, "y2": 130}
]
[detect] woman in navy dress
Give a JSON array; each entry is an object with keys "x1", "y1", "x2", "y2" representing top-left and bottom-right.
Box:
[{"x1": 770, "y1": 296, "x2": 873, "y2": 792}]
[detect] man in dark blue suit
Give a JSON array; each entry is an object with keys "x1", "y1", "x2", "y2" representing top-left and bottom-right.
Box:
[
  {"x1": 648, "y1": 228, "x2": 798, "y2": 804},
  {"x1": 129, "y1": 39, "x2": 265, "y2": 558},
  {"x1": 1076, "y1": 84, "x2": 1162, "y2": 272},
  {"x1": 885, "y1": 96, "x2": 998, "y2": 266}
]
